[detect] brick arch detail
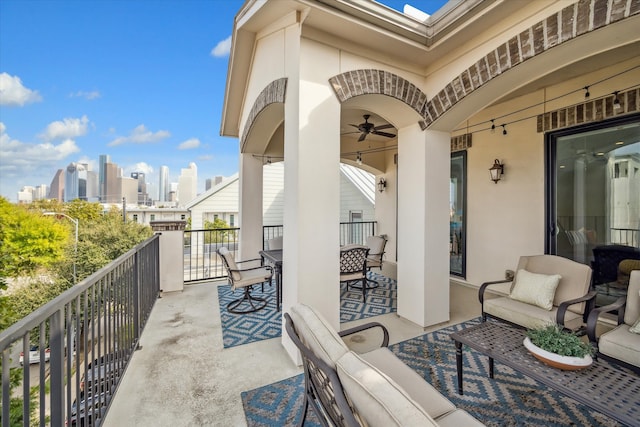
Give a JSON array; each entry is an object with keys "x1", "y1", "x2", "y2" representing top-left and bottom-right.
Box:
[
  {"x1": 328, "y1": 69, "x2": 429, "y2": 118},
  {"x1": 240, "y1": 78, "x2": 288, "y2": 150},
  {"x1": 421, "y1": 0, "x2": 640, "y2": 129}
]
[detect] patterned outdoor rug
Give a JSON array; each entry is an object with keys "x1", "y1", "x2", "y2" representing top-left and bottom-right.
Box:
[
  {"x1": 241, "y1": 318, "x2": 621, "y2": 426},
  {"x1": 218, "y1": 272, "x2": 397, "y2": 348}
]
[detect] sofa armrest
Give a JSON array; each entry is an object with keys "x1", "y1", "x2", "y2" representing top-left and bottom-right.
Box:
[
  {"x1": 555, "y1": 290, "x2": 598, "y2": 327},
  {"x1": 339, "y1": 322, "x2": 389, "y2": 348},
  {"x1": 478, "y1": 279, "x2": 512, "y2": 304},
  {"x1": 586, "y1": 296, "x2": 626, "y2": 344}
]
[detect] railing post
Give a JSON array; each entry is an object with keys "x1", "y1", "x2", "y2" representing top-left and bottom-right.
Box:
[
  {"x1": 133, "y1": 250, "x2": 141, "y2": 348},
  {"x1": 49, "y1": 310, "x2": 64, "y2": 427}
]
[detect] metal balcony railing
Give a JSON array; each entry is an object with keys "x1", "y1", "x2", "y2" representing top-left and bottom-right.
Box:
[
  {"x1": 0, "y1": 234, "x2": 160, "y2": 427},
  {"x1": 263, "y1": 221, "x2": 377, "y2": 247}
]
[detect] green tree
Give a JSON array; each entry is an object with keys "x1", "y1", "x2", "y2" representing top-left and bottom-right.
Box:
[
  {"x1": 203, "y1": 218, "x2": 234, "y2": 243},
  {"x1": 0, "y1": 197, "x2": 68, "y2": 277}
]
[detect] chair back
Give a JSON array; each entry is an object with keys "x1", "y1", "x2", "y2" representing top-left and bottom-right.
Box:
[
  {"x1": 340, "y1": 245, "x2": 369, "y2": 276},
  {"x1": 624, "y1": 270, "x2": 640, "y2": 326},
  {"x1": 218, "y1": 247, "x2": 241, "y2": 281},
  {"x1": 366, "y1": 235, "x2": 386, "y2": 265},
  {"x1": 592, "y1": 245, "x2": 640, "y2": 285},
  {"x1": 284, "y1": 312, "x2": 360, "y2": 427},
  {"x1": 514, "y1": 255, "x2": 592, "y2": 314},
  {"x1": 267, "y1": 236, "x2": 283, "y2": 250}
]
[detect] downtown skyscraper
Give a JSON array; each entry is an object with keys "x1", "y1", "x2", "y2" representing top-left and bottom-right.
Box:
[{"x1": 158, "y1": 165, "x2": 169, "y2": 202}]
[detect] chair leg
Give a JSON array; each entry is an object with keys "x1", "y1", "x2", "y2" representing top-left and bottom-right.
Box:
[{"x1": 227, "y1": 285, "x2": 268, "y2": 314}]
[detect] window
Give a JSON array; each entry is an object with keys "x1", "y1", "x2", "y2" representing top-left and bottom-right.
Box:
[
  {"x1": 150, "y1": 214, "x2": 155, "y2": 221},
  {"x1": 229, "y1": 214, "x2": 235, "y2": 226},
  {"x1": 181, "y1": 214, "x2": 186, "y2": 220},
  {"x1": 133, "y1": 214, "x2": 138, "y2": 222},
  {"x1": 450, "y1": 152, "x2": 466, "y2": 277},
  {"x1": 546, "y1": 113, "x2": 640, "y2": 306}
]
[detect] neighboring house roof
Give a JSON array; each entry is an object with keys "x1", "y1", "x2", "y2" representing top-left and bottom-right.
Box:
[
  {"x1": 185, "y1": 172, "x2": 239, "y2": 210},
  {"x1": 186, "y1": 165, "x2": 375, "y2": 209},
  {"x1": 340, "y1": 164, "x2": 375, "y2": 205}
]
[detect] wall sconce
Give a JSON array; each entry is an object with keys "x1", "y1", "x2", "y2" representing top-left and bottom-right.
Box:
[
  {"x1": 489, "y1": 159, "x2": 504, "y2": 183},
  {"x1": 377, "y1": 177, "x2": 387, "y2": 193}
]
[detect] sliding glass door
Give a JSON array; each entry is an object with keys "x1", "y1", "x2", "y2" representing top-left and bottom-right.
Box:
[
  {"x1": 450, "y1": 152, "x2": 466, "y2": 277},
  {"x1": 546, "y1": 114, "x2": 640, "y2": 305}
]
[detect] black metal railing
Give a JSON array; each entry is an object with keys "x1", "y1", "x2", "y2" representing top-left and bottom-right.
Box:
[
  {"x1": 0, "y1": 234, "x2": 160, "y2": 427},
  {"x1": 183, "y1": 228, "x2": 240, "y2": 283},
  {"x1": 263, "y1": 222, "x2": 377, "y2": 247},
  {"x1": 611, "y1": 227, "x2": 639, "y2": 247}
]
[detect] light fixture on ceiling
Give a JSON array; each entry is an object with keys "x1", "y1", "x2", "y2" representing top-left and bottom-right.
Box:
[
  {"x1": 613, "y1": 91, "x2": 621, "y2": 110},
  {"x1": 356, "y1": 152, "x2": 362, "y2": 165},
  {"x1": 502, "y1": 124, "x2": 507, "y2": 135},
  {"x1": 490, "y1": 119, "x2": 496, "y2": 133},
  {"x1": 583, "y1": 86, "x2": 590, "y2": 98},
  {"x1": 377, "y1": 177, "x2": 387, "y2": 193},
  {"x1": 489, "y1": 159, "x2": 504, "y2": 184}
]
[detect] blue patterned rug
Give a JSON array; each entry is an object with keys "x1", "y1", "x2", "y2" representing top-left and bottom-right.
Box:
[
  {"x1": 241, "y1": 318, "x2": 621, "y2": 426},
  {"x1": 218, "y1": 272, "x2": 397, "y2": 348}
]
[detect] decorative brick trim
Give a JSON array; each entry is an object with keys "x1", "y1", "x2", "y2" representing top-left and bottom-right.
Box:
[
  {"x1": 328, "y1": 69, "x2": 428, "y2": 117},
  {"x1": 451, "y1": 133, "x2": 472, "y2": 152},
  {"x1": 240, "y1": 78, "x2": 288, "y2": 151},
  {"x1": 536, "y1": 88, "x2": 639, "y2": 132},
  {"x1": 422, "y1": 0, "x2": 639, "y2": 129}
]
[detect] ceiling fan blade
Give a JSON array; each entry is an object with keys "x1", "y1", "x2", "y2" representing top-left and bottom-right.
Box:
[
  {"x1": 340, "y1": 131, "x2": 361, "y2": 135},
  {"x1": 349, "y1": 124, "x2": 360, "y2": 129},
  {"x1": 358, "y1": 133, "x2": 367, "y2": 142},
  {"x1": 372, "y1": 131, "x2": 396, "y2": 138},
  {"x1": 373, "y1": 124, "x2": 394, "y2": 131}
]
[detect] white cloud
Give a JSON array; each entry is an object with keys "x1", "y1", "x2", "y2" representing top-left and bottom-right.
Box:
[
  {"x1": 127, "y1": 162, "x2": 154, "y2": 175},
  {"x1": 0, "y1": 73, "x2": 43, "y2": 106},
  {"x1": 198, "y1": 154, "x2": 213, "y2": 161},
  {"x1": 178, "y1": 138, "x2": 200, "y2": 150},
  {"x1": 210, "y1": 36, "x2": 231, "y2": 57},
  {"x1": 70, "y1": 90, "x2": 101, "y2": 100},
  {"x1": 108, "y1": 124, "x2": 171, "y2": 146},
  {"x1": 41, "y1": 115, "x2": 90, "y2": 141},
  {"x1": 0, "y1": 123, "x2": 80, "y2": 173}
]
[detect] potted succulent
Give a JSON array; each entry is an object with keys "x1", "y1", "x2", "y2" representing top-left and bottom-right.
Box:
[{"x1": 524, "y1": 324, "x2": 595, "y2": 370}]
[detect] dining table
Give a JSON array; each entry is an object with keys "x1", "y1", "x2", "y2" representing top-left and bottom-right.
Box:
[{"x1": 259, "y1": 249, "x2": 283, "y2": 311}]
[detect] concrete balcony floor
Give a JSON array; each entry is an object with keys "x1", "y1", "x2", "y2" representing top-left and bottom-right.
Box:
[{"x1": 103, "y1": 280, "x2": 482, "y2": 426}]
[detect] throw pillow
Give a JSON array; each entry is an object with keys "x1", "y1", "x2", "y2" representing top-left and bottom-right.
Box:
[
  {"x1": 509, "y1": 269, "x2": 561, "y2": 311},
  {"x1": 630, "y1": 316, "x2": 640, "y2": 334}
]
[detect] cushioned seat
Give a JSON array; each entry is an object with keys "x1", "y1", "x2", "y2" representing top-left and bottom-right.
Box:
[
  {"x1": 479, "y1": 255, "x2": 595, "y2": 331},
  {"x1": 587, "y1": 270, "x2": 640, "y2": 373},
  {"x1": 285, "y1": 303, "x2": 484, "y2": 426}
]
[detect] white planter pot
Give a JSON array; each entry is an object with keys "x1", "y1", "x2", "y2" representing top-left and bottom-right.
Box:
[{"x1": 523, "y1": 337, "x2": 593, "y2": 370}]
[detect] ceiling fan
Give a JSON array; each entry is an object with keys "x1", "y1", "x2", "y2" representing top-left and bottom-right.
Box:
[{"x1": 347, "y1": 114, "x2": 396, "y2": 142}]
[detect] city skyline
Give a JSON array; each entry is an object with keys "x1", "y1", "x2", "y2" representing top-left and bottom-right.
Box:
[{"x1": 0, "y1": 0, "x2": 441, "y2": 203}]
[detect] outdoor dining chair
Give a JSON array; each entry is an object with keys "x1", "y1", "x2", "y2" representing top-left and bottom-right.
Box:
[
  {"x1": 218, "y1": 247, "x2": 273, "y2": 314},
  {"x1": 340, "y1": 244, "x2": 370, "y2": 301}
]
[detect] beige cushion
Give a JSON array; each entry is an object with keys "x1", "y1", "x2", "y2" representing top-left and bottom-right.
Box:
[
  {"x1": 509, "y1": 269, "x2": 561, "y2": 310},
  {"x1": 290, "y1": 304, "x2": 348, "y2": 369},
  {"x1": 219, "y1": 248, "x2": 241, "y2": 281},
  {"x1": 336, "y1": 351, "x2": 438, "y2": 427},
  {"x1": 361, "y1": 348, "x2": 456, "y2": 420},
  {"x1": 598, "y1": 325, "x2": 640, "y2": 368},
  {"x1": 513, "y1": 255, "x2": 592, "y2": 315},
  {"x1": 624, "y1": 271, "x2": 640, "y2": 326},
  {"x1": 232, "y1": 266, "x2": 272, "y2": 289},
  {"x1": 484, "y1": 297, "x2": 583, "y2": 330},
  {"x1": 630, "y1": 317, "x2": 640, "y2": 334},
  {"x1": 435, "y1": 409, "x2": 486, "y2": 427}
]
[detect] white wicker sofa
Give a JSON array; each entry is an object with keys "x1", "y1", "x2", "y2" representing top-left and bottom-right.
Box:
[{"x1": 285, "y1": 303, "x2": 484, "y2": 427}]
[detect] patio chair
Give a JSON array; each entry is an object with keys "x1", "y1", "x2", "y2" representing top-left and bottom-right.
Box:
[
  {"x1": 587, "y1": 270, "x2": 640, "y2": 373},
  {"x1": 478, "y1": 254, "x2": 595, "y2": 331},
  {"x1": 363, "y1": 235, "x2": 386, "y2": 287},
  {"x1": 218, "y1": 247, "x2": 273, "y2": 314},
  {"x1": 591, "y1": 244, "x2": 640, "y2": 294},
  {"x1": 340, "y1": 244, "x2": 369, "y2": 301}
]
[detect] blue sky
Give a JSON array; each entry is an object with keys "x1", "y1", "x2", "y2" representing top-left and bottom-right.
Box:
[{"x1": 0, "y1": 0, "x2": 447, "y2": 202}]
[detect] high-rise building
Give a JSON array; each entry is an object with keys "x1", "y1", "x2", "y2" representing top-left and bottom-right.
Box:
[
  {"x1": 205, "y1": 176, "x2": 223, "y2": 191},
  {"x1": 48, "y1": 169, "x2": 65, "y2": 201},
  {"x1": 131, "y1": 172, "x2": 150, "y2": 205},
  {"x1": 64, "y1": 162, "x2": 88, "y2": 201},
  {"x1": 103, "y1": 162, "x2": 121, "y2": 203},
  {"x1": 34, "y1": 184, "x2": 48, "y2": 200},
  {"x1": 99, "y1": 154, "x2": 111, "y2": 202},
  {"x1": 17, "y1": 186, "x2": 35, "y2": 203},
  {"x1": 159, "y1": 165, "x2": 169, "y2": 202},
  {"x1": 177, "y1": 162, "x2": 197, "y2": 206}
]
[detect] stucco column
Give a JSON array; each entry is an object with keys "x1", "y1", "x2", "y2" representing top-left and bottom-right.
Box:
[
  {"x1": 281, "y1": 31, "x2": 341, "y2": 362},
  {"x1": 238, "y1": 152, "x2": 263, "y2": 260},
  {"x1": 397, "y1": 127, "x2": 450, "y2": 327}
]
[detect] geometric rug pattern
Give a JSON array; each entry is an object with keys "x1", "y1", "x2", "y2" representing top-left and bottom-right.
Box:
[
  {"x1": 218, "y1": 272, "x2": 397, "y2": 348},
  {"x1": 242, "y1": 318, "x2": 621, "y2": 426}
]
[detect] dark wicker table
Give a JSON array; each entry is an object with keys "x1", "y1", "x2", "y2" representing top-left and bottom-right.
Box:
[{"x1": 450, "y1": 321, "x2": 640, "y2": 426}]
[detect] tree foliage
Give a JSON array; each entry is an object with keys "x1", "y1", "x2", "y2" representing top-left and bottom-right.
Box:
[{"x1": 0, "y1": 197, "x2": 68, "y2": 277}]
